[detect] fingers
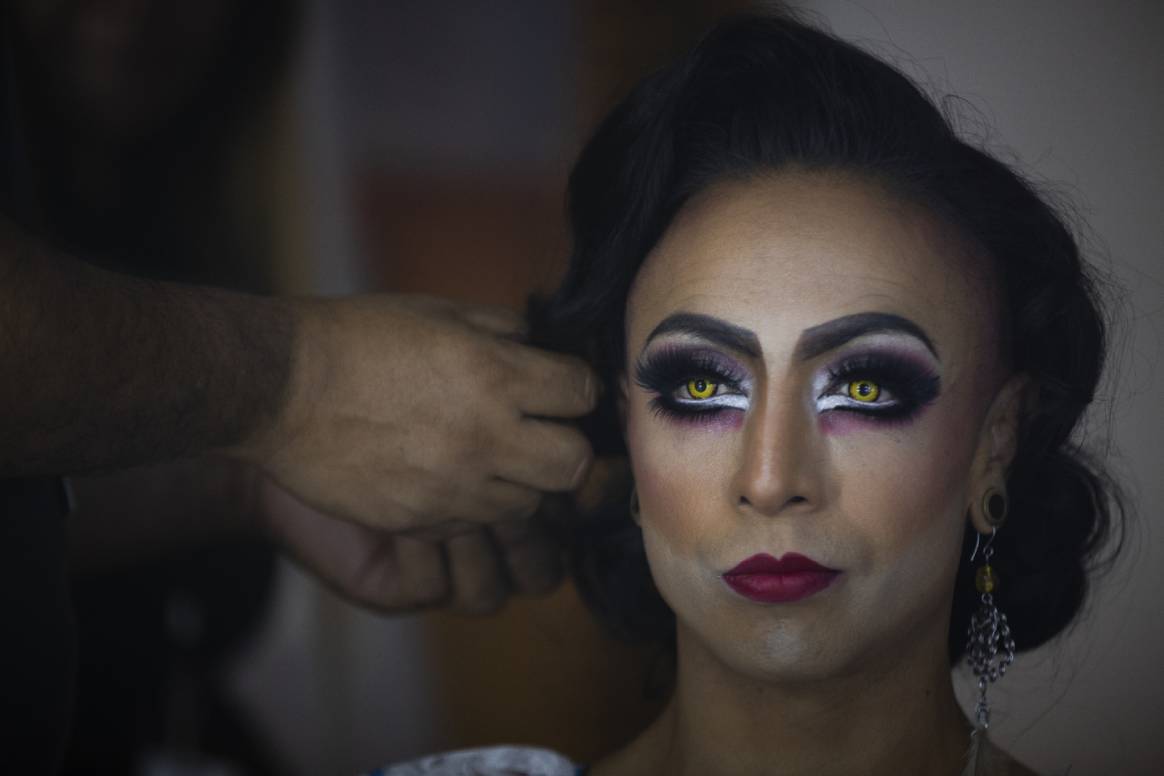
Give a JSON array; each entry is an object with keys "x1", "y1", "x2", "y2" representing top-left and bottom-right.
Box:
[
  {"x1": 261, "y1": 480, "x2": 419, "y2": 611},
  {"x1": 265, "y1": 472, "x2": 563, "y2": 614},
  {"x1": 490, "y1": 517, "x2": 563, "y2": 595},
  {"x1": 491, "y1": 419, "x2": 593, "y2": 494},
  {"x1": 507, "y1": 346, "x2": 598, "y2": 419},
  {"x1": 445, "y1": 529, "x2": 508, "y2": 614},
  {"x1": 262, "y1": 293, "x2": 602, "y2": 535},
  {"x1": 394, "y1": 535, "x2": 450, "y2": 607},
  {"x1": 404, "y1": 519, "x2": 477, "y2": 543},
  {"x1": 437, "y1": 480, "x2": 540, "y2": 528}
]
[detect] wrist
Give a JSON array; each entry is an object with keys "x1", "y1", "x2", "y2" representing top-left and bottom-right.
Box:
[{"x1": 223, "y1": 296, "x2": 323, "y2": 469}]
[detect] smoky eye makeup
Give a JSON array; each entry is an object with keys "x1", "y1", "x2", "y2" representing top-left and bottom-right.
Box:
[
  {"x1": 633, "y1": 320, "x2": 941, "y2": 430},
  {"x1": 634, "y1": 344, "x2": 752, "y2": 424},
  {"x1": 813, "y1": 349, "x2": 941, "y2": 422}
]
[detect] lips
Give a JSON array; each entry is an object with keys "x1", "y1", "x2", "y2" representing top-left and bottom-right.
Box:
[{"x1": 722, "y1": 553, "x2": 840, "y2": 603}]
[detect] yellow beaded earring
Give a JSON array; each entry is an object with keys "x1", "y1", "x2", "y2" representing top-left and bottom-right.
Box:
[{"x1": 973, "y1": 486, "x2": 1007, "y2": 595}]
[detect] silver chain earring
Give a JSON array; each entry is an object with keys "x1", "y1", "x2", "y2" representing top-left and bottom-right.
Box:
[{"x1": 966, "y1": 510, "x2": 1016, "y2": 731}]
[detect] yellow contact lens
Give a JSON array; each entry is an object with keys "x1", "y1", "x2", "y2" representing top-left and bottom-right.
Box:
[
  {"x1": 848, "y1": 380, "x2": 880, "y2": 402},
  {"x1": 686, "y1": 378, "x2": 717, "y2": 400}
]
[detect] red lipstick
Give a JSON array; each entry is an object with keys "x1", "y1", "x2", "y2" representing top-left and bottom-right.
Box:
[{"x1": 722, "y1": 553, "x2": 839, "y2": 603}]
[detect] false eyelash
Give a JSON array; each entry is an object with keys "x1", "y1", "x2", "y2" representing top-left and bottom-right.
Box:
[
  {"x1": 634, "y1": 345, "x2": 749, "y2": 394},
  {"x1": 635, "y1": 345, "x2": 749, "y2": 421},
  {"x1": 648, "y1": 398, "x2": 732, "y2": 425},
  {"x1": 823, "y1": 352, "x2": 941, "y2": 417}
]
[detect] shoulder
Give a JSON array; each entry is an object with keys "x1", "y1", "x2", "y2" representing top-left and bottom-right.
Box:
[{"x1": 368, "y1": 745, "x2": 581, "y2": 776}]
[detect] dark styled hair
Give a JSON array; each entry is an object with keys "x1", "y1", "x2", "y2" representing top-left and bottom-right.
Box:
[{"x1": 531, "y1": 10, "x2": 1123, "y2": 663}]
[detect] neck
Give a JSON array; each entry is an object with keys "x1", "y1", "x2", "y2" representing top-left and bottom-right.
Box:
[{"x1": 613, "y1": 622, "x2": 972, "y2": 776}]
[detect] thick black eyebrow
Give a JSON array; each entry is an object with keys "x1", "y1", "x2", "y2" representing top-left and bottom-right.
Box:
[
  {"x1": 793, "y1": 312, "x2": 939, "y2": 361},
  {"x1": 644, "y1": 312, "x2": 761, "y2": 358}
]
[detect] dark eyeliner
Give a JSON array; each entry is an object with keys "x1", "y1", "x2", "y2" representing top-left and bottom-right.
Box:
[
  {"x1": 824, "y1": 352, "x2": 940, "y2": 419},
  {"x1": 635, "y1": 346, "x2": 748, "y2": 418}
]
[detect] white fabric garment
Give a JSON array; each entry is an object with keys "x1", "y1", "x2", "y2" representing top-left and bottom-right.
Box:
[
  {"x1": 370, "y1": 745, "x2": 580, "y2": 776},
  {"x1": 373, "y1": 733, "x2": 1013, "y2": 775}
]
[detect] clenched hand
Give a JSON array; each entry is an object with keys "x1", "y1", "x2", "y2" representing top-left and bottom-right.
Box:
[
  {"x1": 236, "y1": 294, "x2": 596, "y2": 535},
  {"x1": 259, "y1": 477, "x2": 562, "y2": 614}
]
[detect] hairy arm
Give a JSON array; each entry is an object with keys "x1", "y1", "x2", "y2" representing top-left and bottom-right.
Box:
[
  {"x1": 0, "y1": 218, "x2": 294, "y2": 476},
  {"x1": 1, "y1": 217, "x2": 596, "y2": 535}
]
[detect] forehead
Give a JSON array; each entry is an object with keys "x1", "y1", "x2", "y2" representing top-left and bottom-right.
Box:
[{"x1": 627, "y1": 172, "x2": 997, "y2": 363}]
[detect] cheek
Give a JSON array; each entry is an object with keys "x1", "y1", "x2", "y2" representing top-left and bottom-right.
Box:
[
  {"x1": 818, "y1": 404, "x2": 934, "y2": 436},
  {"x1": 835, "y1": 402, "x2": 978, "y2": 572},
  {"x1": 626, "y1": 401, "x2": 736, "y2": 560},
  {"x1": 662, "y1": 409, "x2": 746, "y2": 433}
]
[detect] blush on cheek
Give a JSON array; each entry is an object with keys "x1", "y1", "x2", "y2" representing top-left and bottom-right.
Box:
[
  {"x1": 817, "y1": 407, "x2": 931, "y2": 436},
  {"x1": 670, "y1": 409, "x2": 746, "y2": 432}
]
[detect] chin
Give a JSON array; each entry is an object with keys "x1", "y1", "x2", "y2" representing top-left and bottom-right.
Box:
[
  {"x1": 670, "y1": 593, "x2": 857, "y2": 686},
  {"x1": 724, "y1": 624, "x2": 855, "y2": 684}
]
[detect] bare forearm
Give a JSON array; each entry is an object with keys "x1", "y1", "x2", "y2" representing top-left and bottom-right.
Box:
[{"x1": 0, "y1": 219, "x2": 295, "y2": 476}]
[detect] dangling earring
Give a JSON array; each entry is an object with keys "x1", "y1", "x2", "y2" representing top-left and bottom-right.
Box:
[
  {"x1": 966, "y1": 488, "x2": 1016, "y2": 731},
  {"x1": 629, "y1": 486, "x2": 641, "y2": 525}
]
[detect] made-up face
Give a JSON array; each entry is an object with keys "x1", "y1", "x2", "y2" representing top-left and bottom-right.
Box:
[{"x1": 624, "y1": 172, "x2": 1007, "y2": 683}]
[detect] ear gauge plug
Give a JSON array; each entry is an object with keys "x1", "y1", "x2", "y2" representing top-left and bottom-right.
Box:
[{"x1": 983, "y1": 486, "x2": 1008, "y2": 527}]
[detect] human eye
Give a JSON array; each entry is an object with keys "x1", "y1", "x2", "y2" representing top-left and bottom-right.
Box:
[
  {"x1": 816, "y1": 352, "x2": 940, "y2": 420},
  {"x1": 669, "y1": 375, "x2": 748, "y2": 410},
  {"x1": 634, "y1": 346, "x2": 750, "y2": 420}
]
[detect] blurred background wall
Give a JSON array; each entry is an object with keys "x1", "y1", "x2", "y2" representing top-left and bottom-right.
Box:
[{"x1": 191, "y1": 1, "x2": 1160, "y2": 774}]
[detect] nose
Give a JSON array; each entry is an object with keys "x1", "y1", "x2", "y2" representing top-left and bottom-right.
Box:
[{"x1": 733, "y1": 382, "x2": 823, "y2": 516}]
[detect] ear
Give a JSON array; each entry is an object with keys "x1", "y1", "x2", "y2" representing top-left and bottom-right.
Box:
[{"x1": 968, "y1": 373, "x2": 1032, "y2": 534}]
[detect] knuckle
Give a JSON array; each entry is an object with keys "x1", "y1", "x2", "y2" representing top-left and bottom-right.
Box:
[{"x1": 473, "y1": 342, "x2": 509, "y2": 384}]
